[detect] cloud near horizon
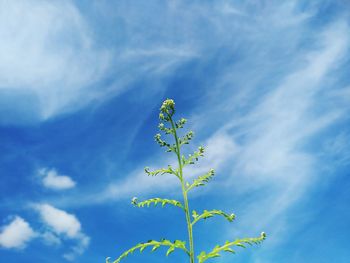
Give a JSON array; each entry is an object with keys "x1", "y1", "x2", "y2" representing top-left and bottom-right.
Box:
[{"x1": 0, "y1": 216, "x2": 36, "y2": 249}]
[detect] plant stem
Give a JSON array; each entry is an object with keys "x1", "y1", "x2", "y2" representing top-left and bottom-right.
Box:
[{"x1": 169, "y1": 116, "x2": 195, "y2": 263}]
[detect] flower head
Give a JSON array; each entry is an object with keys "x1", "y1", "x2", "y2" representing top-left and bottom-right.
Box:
[{"x1": 160, "y1": 99, "x2": 175, "y2": 116}]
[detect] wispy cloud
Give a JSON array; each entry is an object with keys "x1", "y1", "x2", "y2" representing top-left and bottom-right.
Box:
[
  {"x1": 0, "y1": 1, "x2": 199, "y2": 124},
  {"x1": 1, "y1": 1, "x2": 349, "y2": 262},
  {"x1": 0, "y1": 216, "x2": 36, "y2": 249},
  {"x1": 0, "y1": 0, "x2": 110, "y2": 123},
  {"x1": 204, "y1": 19, "x2": 350, "y2": 250}
]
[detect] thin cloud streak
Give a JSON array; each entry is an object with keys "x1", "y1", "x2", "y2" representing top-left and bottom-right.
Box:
[{"x1": 213, "y1": 20, "x2": 350, "y2": 244}]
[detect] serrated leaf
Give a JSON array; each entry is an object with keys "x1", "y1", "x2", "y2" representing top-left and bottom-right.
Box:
[
  {"x1": 132, "y1": 197, "x2": 184, "y2": 210},
  {"x1": 144, "y1": 165, "x2": 178, "y2": 177},
  {"x1": 166, "y1": 246, "x2": 175, "y2": 256},
  {"x1": 179, "y1": 131, "x2": 194, "y2": 146},
  {"x1": 112, "y1": 239, "x2": 189, "y2": 263},
  {"x1": 191, "y1": 209, "x2": 236, "y2": 226},
  {"x1": 197, "y1": 232, "x2": 267, "y2": 263},
  {"x1": 152, "y1": 245, "x2": 160, "y2": 252},
  {"x1": 186, "y1": 169, "x2": 215, "y2": 192},
  {"x1": 182, "y1": 146, "x2": 205, "y2": 167},
  {"x1": 223, "y1": 247, "x2": 235, "y2": 253}
]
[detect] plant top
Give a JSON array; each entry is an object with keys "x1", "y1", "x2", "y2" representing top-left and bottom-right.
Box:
[{"x1": 107, "y1": 99, "x2": 266, "y2": 263}]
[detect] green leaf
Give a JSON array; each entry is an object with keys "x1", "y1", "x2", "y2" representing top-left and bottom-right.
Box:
[
  {"x1": 191, "y1": 209, "x2": 235, "y2": 226},
  {"x1": 186, "y1": 169, "x2": 215, "y2": 192},
  {"x1": 179, "y1": 131, "x2": 194, "y2": 146},
  {"x1": 197, "y1": 232, "x2": 267, "y2": 263},
  {"x1": 158, "y1": 122, "x2": 174, "y2": 135},
  {"x1": 182, "y1": 146, "x2": 205, "y2": 166},
  {"x1": 154, "y1": 133, "x2": 176, "y2": 152},
  {"x1": 132, "y1": 197, "x2": 184, "y2": 210},
  {"x1": 111, "y1": 239, "x2": 189, "y2": 263},
  {"x1": 166, "y1": 246, "x2": 175, "y2": 256},
  {"x1": 144, "y1": 165, "x2": 178, "y2": 177},
  {"x1": 175, "y1": 118, "x2": 187, "y2": 129},
  {"x1": 152, "y1": 244, "x2": 160, "y2": 252}
]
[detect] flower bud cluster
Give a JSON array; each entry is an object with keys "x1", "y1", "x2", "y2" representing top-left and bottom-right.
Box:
[
  {"x1": 154, "y1": 133, "x2": 171, "y2": 149},
  {"x1": 175, "y1": 118, "x2": 187, "y2": 129},
  {"x1": 158, "y1": 123, "x2": 173, "y2": 135},
  {"x1": 180, "y1": 131, "x2": 194, "y2": 146},
  {"x1": 131, "y1": 197, "x2": 138, "y2": 205},
  {"x1": 198, "y1": 146, "x2": 205, "y2": 155},
  {"x1": 160, "y1": 99, "x2": 175, "y2": 117}
]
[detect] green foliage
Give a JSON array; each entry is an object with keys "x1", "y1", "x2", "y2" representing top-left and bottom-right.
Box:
[
  {"x1": 132, "y1": 197, "x2": 184, "y2": 210},
  {"x1": 144, "y1": 165, "x2": 177, "y2": 177},
  {"x1": 108, "y1": 99, "x2": 266, "y2": 263},
  {"x1": 186, "y1": 168, "x2": 215, "y2": 192},
  {"x1": 107, "y1": 239, "x2": 189, "y2": 263},
  {"x1": 191, "y1": 209, "x2": 235, "y2": 226},
  {"x1": 182, "y1": 146, "x2": 205, "y2": 167},
  {"x1": 197, "y1": 232, "x2": 267, "y2": 263}
]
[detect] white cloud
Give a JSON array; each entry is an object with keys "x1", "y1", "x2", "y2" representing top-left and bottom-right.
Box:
[
  {"x1": 35, "y1": 204, "x2": 81, "y2": 238},
  {"x1": 41, "y1": 231, "x2": 61, "y2": 246},
  {"x1": 0, "y1": 0, "x2": 110, "y2": 123},
  {"x1": 39, "y1": 168, "x2": 76, "y2": 190},
  {"x1": 35, "y1": 203, "x2": 90, "y2": 260},
  {"x1": 63, "y1": 234, "x2": 90, "y2": 261},
  {"x1": 0, "y1": 216, "x2": 36, "y2": 249},
  {"x1": 208, "y1": 20, "x2": 350, "y2": 244},
  {"x1": 0, "y1": 0, "x2": 200, "y2": 125},
  {"x1": 232, "y1": 21, "x2": 348, "y2": 184}
]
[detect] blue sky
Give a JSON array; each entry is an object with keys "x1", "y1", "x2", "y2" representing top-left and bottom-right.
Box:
[{"x1": 0, "y1": 1, "x2": 349, "y2": 262}]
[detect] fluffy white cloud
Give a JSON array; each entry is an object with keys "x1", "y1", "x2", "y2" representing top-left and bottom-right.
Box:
[
  {"x1": 35, "y1": 204, "x2": 90, "y2": 260},
  {"x1": 39, "y1": 168, "x2": 76, "y2": 190},
  {"x1": 35, "y1": 204, "x2": 81, "y2": 238},
  {"x1": 0, "y1": 216, "x2": 36, "y2": 249}
]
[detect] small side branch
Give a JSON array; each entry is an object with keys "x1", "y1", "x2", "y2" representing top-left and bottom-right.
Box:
[
  {"x1": 191, "y1": 209, "x2": 235, "y2": 226},
  {"x1": 182, "y1": 146, "x2": 205, "y2": 167},
  {"x1": 110, "y1": 239, "x2": 190, "y2": 263},
  {"x1": 197, "y1": 232, "x2": 267, "y2": 263},
  {"x1": 144, "y1": 165, "x2": 178, "y2": 178},
  {"x1": 132, "y1": 197, "x2": 184, "y2": 210},
  {"x1": 186, "y1": 169, "x2": 215, "y2": 192}
]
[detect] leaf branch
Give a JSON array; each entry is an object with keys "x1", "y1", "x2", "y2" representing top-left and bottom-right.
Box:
[
  {"x1": 158, "y1": 123, "x2": 174, "y2": 135},
  {"x1": 186, "y1": 169, "x2": 214, "y2": 192},
  {"x1": 191, "y1": 209, "x2": 235, "y2": 226},
  {"x1": 154, "y1": 133, "x2": 176, "y2": 152},
  {"x1": 132, "y1": 197, "x2": 184, "y2": 210},
  {"x1": 179, "y1": 131, "x2": 194, "y2": 146},
  {"x1": 144, "y1": 165, "x2": 178, "y2": 178},
  {"x1": 197, "y1": 232, "x2": 267, "y2": 263},
  {"x1": 182, "y1": 146, "x2": 205, "y2": 167},
  {"x1": 111, "y1": 239, "x2": 189, "y2": 263}
]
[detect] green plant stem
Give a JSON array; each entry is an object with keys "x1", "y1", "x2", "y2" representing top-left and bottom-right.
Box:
[{"x1": 169, "y1": 116, "x2": 195, "y2": 263}]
